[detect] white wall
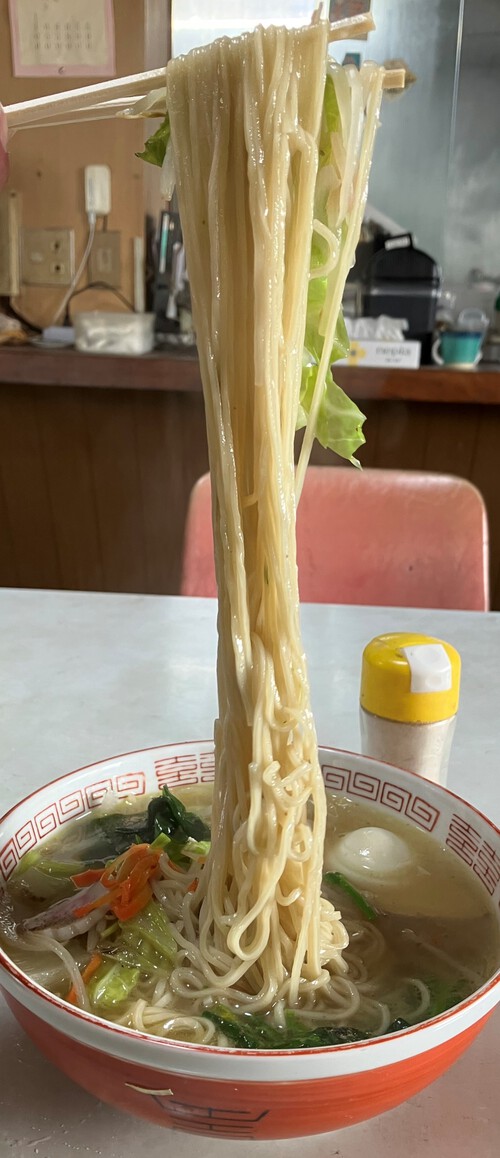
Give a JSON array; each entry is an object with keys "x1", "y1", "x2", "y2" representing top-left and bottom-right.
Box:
[{"x1": 444, "y1": 0, "x2": 500, "y2": 283}]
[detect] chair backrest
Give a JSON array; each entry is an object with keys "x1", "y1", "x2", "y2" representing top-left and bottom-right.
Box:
[{"x1": 181, "y1": 467, "x2": 489, "y2": 610}]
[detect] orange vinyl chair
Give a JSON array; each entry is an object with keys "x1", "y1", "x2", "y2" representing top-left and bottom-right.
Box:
[{"x1": 181, "y1": 467, "x2": 489, "y2": 610}]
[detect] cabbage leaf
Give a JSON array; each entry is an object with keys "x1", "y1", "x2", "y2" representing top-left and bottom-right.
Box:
[
  {"x1": 107, "y1": 900, "x2": 177, "y2": 975},
  {"x1": 297, "y1": 72, "x2": 366, "y2": 467},
  {"x1": 136, "y1": 115, "x2": 171, "y2": 167},
  {"x1": 135, "y1": 77, "x2": 366, "y2": 466},
  {"x1": 87, "y1": 961, "x2": 140, "y2": 1011}
]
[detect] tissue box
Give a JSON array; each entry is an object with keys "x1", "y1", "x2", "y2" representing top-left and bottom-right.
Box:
[
  {"x1": 339, "y1": 339, "x2": 421, "y2": 369},
  {"x1": 74, "y1": 312, "x2": 155, "y2": 356}
]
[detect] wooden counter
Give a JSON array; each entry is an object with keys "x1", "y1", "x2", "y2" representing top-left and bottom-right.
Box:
[
  {"x1": 1, "y1": 346, "x2": 500, "y2": 402},
  {"x1": 1, "y1": 347, "x2": 500, "y2": 606}
]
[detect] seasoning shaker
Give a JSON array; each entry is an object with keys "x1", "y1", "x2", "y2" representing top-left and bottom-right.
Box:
[{"x1": 360, "y1": 633, "x2": 461, "y2": 785}]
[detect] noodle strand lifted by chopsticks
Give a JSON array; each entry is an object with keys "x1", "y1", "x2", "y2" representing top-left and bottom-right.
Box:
[{"x1": 166, "y1": 22, "x2": 349, "y2": 1013}]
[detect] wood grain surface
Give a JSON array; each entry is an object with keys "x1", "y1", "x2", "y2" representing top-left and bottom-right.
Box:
[{"x1": 1, "y1": 353, "x2": 499, "y2": 606}]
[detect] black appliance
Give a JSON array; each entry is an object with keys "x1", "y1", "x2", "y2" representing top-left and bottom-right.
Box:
[{"x1": 361, "y1": 234, "x2": 441, "y2": 363}]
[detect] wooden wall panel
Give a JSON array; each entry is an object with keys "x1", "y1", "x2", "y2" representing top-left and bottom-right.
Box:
[
  {"x1": 370, "y1": 401, "x2": 431, "y2": 471},
  {"x1": 0, "y1": 463, "x2": 19, "y2": 587},
  {"x1": 80, "y1": 390, "x2": 149, "y2": 593},
  {"x1": 1, "y1": 0, "x2": 145, "y2": 329},
  {"x1": 0, "y1": 386, "x2": 62, "y2": 587},
  {"x1": 0, "y1": 382, "x2": 499, "y2": 609},
  {"x1": 34, "y1": 389, "x2": 105, "y2": 590},
  {"x1": 132, "y1": 390, "x2": 209, "y2": 593}
]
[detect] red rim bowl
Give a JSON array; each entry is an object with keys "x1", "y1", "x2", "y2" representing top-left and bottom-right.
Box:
[{"x1": 1, "y1": 741, "x2": 499, "y2": 1139}]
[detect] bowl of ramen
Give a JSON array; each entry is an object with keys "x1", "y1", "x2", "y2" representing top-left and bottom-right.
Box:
[
  {"x1": 2, "y1": 15, "x2": 498, "y2": 1144},
  {"x1": 0, "y1": 741, "x2": 499, "y2": 1141}
]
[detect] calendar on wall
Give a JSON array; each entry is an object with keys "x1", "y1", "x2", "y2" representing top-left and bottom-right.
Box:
[{"x1": 8, "y1": 0, "x2": 116, "y2": 77}]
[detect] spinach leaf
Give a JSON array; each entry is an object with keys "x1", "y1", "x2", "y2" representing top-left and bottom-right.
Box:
[
  {"x1": 323, "y1": 871, "x2": 378, "y2": 921},
  {"x1": 146, "y1": 787, "x2": 210, "y2": 844},
  {"x1": 60, "y1": 787, "x2": 211, "y2": 863},
  {"x1": 386, "y1": 1018, "x2": 410, "y2": 1034},
  {"x1": 425, "y1": 977, "x2": 471, "y2": 1020},
  {"x1": 203, "y1": 1005, "x2": 368, "y2": 1050}
]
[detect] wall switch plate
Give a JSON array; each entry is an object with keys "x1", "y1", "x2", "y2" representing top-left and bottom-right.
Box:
[
  {"x1": 89, "y1": 230, "x2": 121, "y2": 287},
  {"x1": 21, "y1": 228, "x2": 75, "y2": 287},
  {"x1": 0, "y1": 190, "x2": 21, "y2": 296}
]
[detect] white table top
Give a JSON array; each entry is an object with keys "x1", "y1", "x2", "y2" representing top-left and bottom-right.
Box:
[{"x1": 0, "y1": 589, "x2": 499, "y2": 1158}]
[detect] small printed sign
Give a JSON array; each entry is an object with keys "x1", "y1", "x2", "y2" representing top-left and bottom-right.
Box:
[{"x1": 339, "y1": 339, "x2": 422, "y2": 369}]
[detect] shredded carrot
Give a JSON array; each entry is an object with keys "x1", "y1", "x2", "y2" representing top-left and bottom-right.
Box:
[
  {"x1": 66, "y1": 952, "x2": 103, "y2": 1005},
  {"x1": 113, "y1": 885, "x2": 154, "y2": 922},
  {"x1": 71, "y1": 868, "x2": 104, "y2": 887},
  {"x1": 73, "y1": 843, "x2": 162, "y2": 922},
  {"x1": 187, "y1": 878, "x2": 198, "y2": 894}
]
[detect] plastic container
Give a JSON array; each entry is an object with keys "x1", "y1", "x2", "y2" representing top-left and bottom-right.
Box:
[
  {"x1": 74, "y1": 311, "x2": 155, "y2": 355},
  {"x1": 360, "y1": 633, "x2": 461, "y2": 785}
]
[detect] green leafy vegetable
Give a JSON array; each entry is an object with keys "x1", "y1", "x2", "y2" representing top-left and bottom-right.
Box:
[
  {"x1": 136, "y1": 115, "x2": 171, "y2": 167},
  {"x1": 203, "y1": 1005, "x2": 367, "y2": 1050},
  {"x1": 11, "y1": 851, "x2": 86, "y2": 903},
  {"x1": 152, "y1": 833, "x2": 211, "y2": 870},
  {"x1": 133, "y1": 76, "x2": 364, "y2": 468},
  {"x1": 386, "y1": 1018, "x2": 410, "y2": 1034},
  {"x1": 146, "y1": 787, "x2": 211, "y2": 844},
  {"x1": 106, "y1": 901, "x2": 176, "y2": 975},
  {"x1": 58, "y1": 787, "x2": 210, "y2": 863},
  {"x1": 322, "y1": 72, "x2": 341, "y2": 140},
  {"x1": 41, "y1": 810, "x2": 147, "y2": 863},
  {"x1": 297, "y1": 74, "x2": 366, "y2": 467},
  {"x1": 87, "y1": 961, "x2": 140, "y2": 1011},
  {"x1": 425, "y1": 977, "x2": 471, "y2": 1020},
  {"x1": 122, "y1": 901, "x2": 176, "y2": 961},
  {"x1": 297, "y1": 354, "x2": 366, "y2": 466},
  {"x1": 183, "y1": 839, "x2": 210, "y2": 858},
  {"x1": 203, "y1": 1007, "x2": 413, "y2": 1050},
  {"x1": 323, "y1": 872, "x2": 378, "y2": 921},
  {"x1": 16, "y1": 851, "x2": 85, "y2": 878}
]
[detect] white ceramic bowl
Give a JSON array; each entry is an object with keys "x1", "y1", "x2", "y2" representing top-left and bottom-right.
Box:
[{"x1": 1, "y1": 742, "x2": 499, "y2": 1140}]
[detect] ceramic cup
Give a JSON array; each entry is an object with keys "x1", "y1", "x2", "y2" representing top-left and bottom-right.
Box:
[{"x1": 432, "y1": 330, "x2": 483, "y2": 370}]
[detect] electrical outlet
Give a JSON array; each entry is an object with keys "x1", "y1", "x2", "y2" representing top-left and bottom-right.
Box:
[
  {"x1": 89, "y1": 231, "x2": 121, "y2": 288},
  {"x1": 0, "y1": 190, "x2": 21, "y2": 296},
  {"x1": 21, "y1": 228, "x2": 75, "y2": 287}
]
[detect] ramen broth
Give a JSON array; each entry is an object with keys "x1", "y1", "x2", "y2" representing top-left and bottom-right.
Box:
[{"x1": 1, "y1": 785, "x2": 497, "y2": 1047}]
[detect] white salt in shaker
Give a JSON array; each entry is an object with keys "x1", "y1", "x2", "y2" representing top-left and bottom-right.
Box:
[{"x1": 360, "y1": 633, "x2": 461, "y2": 785}]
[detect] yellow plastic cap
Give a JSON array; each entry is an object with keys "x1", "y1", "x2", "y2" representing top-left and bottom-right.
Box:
[{"x1": 360, "y1": 633, "x2": 461, "y2": 724}]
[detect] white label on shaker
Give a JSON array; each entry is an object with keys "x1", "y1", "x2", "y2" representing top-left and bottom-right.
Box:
[{"x1": 401, "y1": 644, "x2": 452, "y2": 694}]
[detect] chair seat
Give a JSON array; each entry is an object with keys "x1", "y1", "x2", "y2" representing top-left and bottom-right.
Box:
[{"x1": 181, "y1": 467, "x2": 489, "y2": 611}]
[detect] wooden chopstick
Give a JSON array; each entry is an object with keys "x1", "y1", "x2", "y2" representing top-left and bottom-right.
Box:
[
  {"x1": 4, "y1": 26, "x2": 405, "y2": 134},
  {"x1": 10, "y1": 98, "x2": 141, "y2": 132},
  {"x1": 382, "y1": 69, "x2": 406, "y2": 90},
  {"x1": 328, "y1": 13, "x2": 376, "y2": 41},
  {"x1": 4, "y1": 68, "x2": 166, "y2": 130}
]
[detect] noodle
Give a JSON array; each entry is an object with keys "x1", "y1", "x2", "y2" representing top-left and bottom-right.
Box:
[
  {"x1": 3, "y1": 22, "x2": 435, "y2": 1047},
  {"x1": 165, "y1": 22, "x2": 349, "y2": 1015}
]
